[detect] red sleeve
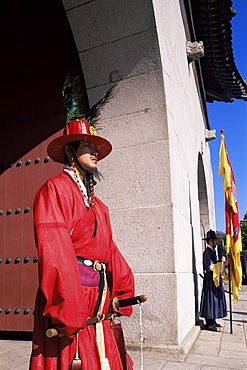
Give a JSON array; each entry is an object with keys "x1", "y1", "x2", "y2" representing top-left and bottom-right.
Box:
[
  {"x1": 34, "y1": 179, "x2": 89, "y2": 337},
  {"x1": 103, "y1": 209, "x2": 135, "y2": 317},
  {"x1": 107, "y1": 240, "x2": 135, "y2": 317}
]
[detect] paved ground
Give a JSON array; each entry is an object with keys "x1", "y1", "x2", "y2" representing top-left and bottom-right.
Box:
[{"x1": 0, "y1": 284, "x2": 246, "y2": 369}]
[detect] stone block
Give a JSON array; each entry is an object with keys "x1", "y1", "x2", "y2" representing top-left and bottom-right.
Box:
[
  {"x1": 219, "y1": 349, "x2": 247, "y2": 359},
  {"x1": 121, "y1": 273, "x2": 178, "y2": 345},
  {"x1": 177, "y1": 273, "x2": 196, "y2": 342},
  {"x1": 79, "y1": 29, "x2": 161, "y2": 88},
  {"x1": 65, "y1": 0, "x2": 156, "y2": 51},
  {"x1": 173, "y1": 208, "x2": 193, "y2": 273},
  {"x1": 100, "y1": 106, "x2": 168, "y2": 150},
  {"x1": 185, "y1": 353, "x2": 247, "y2": 368},
  {"x1": 96, "y1": 140, "x2": 171, "y2": 209},
  {"x1": 109, "y1": 205, "x2": 174, "y2": 274},
  {"x1": 87, "y1": 70, "x2": 166, "y2": 120}
]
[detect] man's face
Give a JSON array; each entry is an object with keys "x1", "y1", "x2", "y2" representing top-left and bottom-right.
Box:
[
  {"x1": 209, "y1": 238, "x2": 217, "y2": 248},
  {"x1": 76, "y1": 141, "x2": 98, "y2": 172}
]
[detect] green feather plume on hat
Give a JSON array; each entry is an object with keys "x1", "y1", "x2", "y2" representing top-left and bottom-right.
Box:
[{"x1": 62, "y1": 75, "x2": 115, "y2": 127}]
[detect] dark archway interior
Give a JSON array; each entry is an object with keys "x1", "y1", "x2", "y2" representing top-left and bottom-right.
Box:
[
  {"x1": 0, "y1": 0, "x2": 83, "y2": 333},
  {"x1": 0, "y1": 0, "x2": 82, "y2": 174}
]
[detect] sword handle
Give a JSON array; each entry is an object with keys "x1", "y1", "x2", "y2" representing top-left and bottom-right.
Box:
[
  {"x1": 46, "y1": 295, "x2": 148, "y2": 337},
  {"x1": 46, "y1": 328, "x2": 60, "y2": 338},
  {"x1": 112, "y1": 294, "x2": 148, "y2": 311}
]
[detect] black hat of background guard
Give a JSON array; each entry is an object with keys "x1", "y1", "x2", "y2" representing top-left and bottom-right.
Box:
[{"x1": 203, "y1": 229, "x2": 217, "y2": 241}]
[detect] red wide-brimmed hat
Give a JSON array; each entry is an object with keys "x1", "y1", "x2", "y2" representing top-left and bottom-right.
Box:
[
  {"x1": 47, "y1": 75, "x2": 114, "y2": 164},
  {"x1": 47, "y1": 119, "x2": 112, "y2": 163}
]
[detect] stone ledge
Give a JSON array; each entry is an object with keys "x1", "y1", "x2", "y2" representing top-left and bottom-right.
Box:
[{"x1": 126, "y1": 324, "x2": 201, "y2": 355}]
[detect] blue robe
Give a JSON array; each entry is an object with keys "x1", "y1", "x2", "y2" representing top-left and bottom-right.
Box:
[{"x1": 199, "y1": 246, "x2": 227, "y2": 319}]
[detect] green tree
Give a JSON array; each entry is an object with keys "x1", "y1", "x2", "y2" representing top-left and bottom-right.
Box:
[
  {"x1": 216, "y1": 230, "x2": 226, "y2": 244},
  {"x1": 216, "y1": 231, "x2": 226, "y2": 260},
  {"x1": 240, "y1": 212, "x2": 247, "y2": 250}
]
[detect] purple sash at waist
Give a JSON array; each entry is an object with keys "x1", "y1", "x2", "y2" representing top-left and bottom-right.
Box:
[{"x1": 77, "y1": 263, "x2": 100, "y2": 286}]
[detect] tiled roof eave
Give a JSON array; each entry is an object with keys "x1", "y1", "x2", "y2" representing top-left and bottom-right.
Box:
[{"x1": 191, "y1": 0, "x2": 247, "y2": 103}]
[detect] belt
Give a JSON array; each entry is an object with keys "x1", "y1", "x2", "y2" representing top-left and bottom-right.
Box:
[
  {"x1": 76, "y1": 256, "x2": 104, "y2": 271},
  {"x1": 86, "y1": 312, "x2": 115, "y2": 326},
  {"x1": 76, "y1": 256, "x2": 107, "y2": 319},
  {"x1": 46, "y1": 312, "x2": 116, "y2": 338}
]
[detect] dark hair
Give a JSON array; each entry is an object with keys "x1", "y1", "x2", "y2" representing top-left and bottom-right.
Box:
[
  {"x1": 63, "y1": 140, "x2": 103, "y2": 181},
  {"x1": 63, "y1": 141, "x2": 81, "y2": 165}
]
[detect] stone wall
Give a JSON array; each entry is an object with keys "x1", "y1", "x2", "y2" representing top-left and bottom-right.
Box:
[{"x1": 62, "y1": 0, "x2": 216, "y2": 348}]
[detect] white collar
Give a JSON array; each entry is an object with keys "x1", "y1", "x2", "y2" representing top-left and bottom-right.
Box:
[{"x1": 207, "y1": 244, "x2": 215, "y2": 251}]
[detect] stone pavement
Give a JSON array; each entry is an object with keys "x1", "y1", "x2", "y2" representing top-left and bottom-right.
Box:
[{"x1": 0, "y1": 284, "x2": 246, "y2": 370}]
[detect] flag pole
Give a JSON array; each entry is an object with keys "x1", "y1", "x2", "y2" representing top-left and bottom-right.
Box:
[
  {"x1": 228, "y1": 255, "x2": 233, "y2": 334},
  {"x1": 218, "y1": 129, "x2": 242, "y2": 329}
]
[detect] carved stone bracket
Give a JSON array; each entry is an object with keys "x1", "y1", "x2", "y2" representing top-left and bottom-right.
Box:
[
  {"x1": 205, "y1": 129, "x2": 216, "y2": 142},
  {"x1": 186, "y1": 41, "x2": 204, "y2": 62}
]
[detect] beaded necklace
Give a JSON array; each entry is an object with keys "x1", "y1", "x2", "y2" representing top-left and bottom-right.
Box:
[{"x1": 70, "y1": 157, "x2": 95, "y2": 207}]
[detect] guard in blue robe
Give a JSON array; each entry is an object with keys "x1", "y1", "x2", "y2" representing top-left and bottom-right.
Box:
[{"x1": 199, "y1": 230, "x2": 227, "y2": 331}]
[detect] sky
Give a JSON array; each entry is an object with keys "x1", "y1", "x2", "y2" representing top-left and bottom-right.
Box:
[{"x1": 207, "y1": 0, "x2": 247, "y2": 232}]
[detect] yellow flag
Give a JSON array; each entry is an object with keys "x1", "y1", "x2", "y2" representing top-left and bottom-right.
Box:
[
  {"x1": 218, "y1": 131, "x2": 242, "y2": 301},
  {"x1": 213, "y1": 262, "x2": 221, "y2": 288}
]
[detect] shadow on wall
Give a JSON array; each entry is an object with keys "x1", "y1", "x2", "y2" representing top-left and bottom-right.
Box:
[
  {"x1": 197, "y1": 153, "x2": 210, "y2": 237},
  {"x1": 188, "y1": 180, "x2": 200, "y2": 323},
  {"x1": 0, "y1": 0, "x2": 82, "y2": 175}
]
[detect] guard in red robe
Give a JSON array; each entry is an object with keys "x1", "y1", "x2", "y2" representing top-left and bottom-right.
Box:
[{"x1": 29, "y1": 76, "x2": 135, "y2": 370}]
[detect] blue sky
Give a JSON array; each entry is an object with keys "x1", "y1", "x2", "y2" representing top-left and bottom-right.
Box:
[{"x1": 207, "y1": 0, "x2": 247, "y2": 232}]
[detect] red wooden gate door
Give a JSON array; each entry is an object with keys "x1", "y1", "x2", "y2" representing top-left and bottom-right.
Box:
[{"x1": 0, "y1": 0, "x2": 82, "y2": 332}]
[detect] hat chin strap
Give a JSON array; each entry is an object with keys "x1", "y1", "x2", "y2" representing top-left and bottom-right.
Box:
[
  {"x1": 69, "y1": 146, "x2": 91, "y2": 175},
  {"x1": 68, "y1": 146, "x2": 97, "y2": 204}
]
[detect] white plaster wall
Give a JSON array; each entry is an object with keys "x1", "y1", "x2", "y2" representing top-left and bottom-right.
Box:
[
  {"x1": 62, "y1": 0, "x2": 216, "y2": 347},
  {"x1": 152, "y1": 0, "x2": 216, "y2": 343},
  {"x1": 202, "y1": 143, "x2": 216, "y2": 228}
]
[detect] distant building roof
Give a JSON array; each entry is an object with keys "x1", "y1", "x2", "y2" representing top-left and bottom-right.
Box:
[{"x1": 191, "y1": 0, "x2": 247, "y2": 103}]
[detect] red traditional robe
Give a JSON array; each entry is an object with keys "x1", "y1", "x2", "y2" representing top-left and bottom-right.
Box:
[{"x1": 29, "y1": 171, "x2": 135, "y2": 369}]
